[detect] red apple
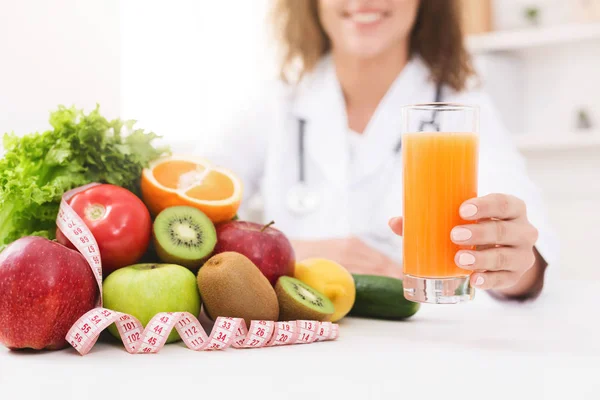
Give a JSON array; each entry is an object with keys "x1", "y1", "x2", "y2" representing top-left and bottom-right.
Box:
[
  {"x1": 0, "y1": 236, "x2": 98, "y2": 350},
  {"x1": 213, "y1": 221, "x2": 295, "y2": 285}
]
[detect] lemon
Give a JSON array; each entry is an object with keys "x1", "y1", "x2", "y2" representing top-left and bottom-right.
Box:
[{"x1": 294, "y1": 258, "x2": 356, "y2": 322}]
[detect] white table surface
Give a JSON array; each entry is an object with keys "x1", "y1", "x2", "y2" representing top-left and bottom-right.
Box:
[{"x1": 1, "y1": 280, "x2": 598, "y2": 400}]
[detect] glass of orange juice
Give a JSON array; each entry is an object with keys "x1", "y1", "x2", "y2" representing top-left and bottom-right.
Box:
[{"x1": 401, "y1": 103, "x2": 479, "y2": 304}]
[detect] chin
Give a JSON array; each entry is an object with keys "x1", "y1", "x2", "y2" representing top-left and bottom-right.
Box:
[{"x1": 343, "y1": 41, "x2": 396, "y2": 60}]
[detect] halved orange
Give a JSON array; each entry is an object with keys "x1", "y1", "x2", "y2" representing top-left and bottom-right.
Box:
[{"x1": 141, "y1": 156, "x2": 243, "y2": 222}]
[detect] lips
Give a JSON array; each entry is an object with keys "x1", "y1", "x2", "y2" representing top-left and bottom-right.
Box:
[
  {"x1": 344, "y1": 8, "x2": 390, "y2": 26},
  {"x1": 350, "y1": 11, "x2": 384, "y2": 24}
]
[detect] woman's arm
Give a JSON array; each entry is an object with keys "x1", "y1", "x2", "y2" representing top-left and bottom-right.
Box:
[
  {"x1": 492, "y1": 248, "x2": 547, "y2": 299},
  {"x1": 292, "y1": 238, "x2": 403, "y2": 278}
]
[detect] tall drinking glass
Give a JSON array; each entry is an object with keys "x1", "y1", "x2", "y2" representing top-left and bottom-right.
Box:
[{"x1": 401, "y1": 104, "x2": 479, "y2": 304}]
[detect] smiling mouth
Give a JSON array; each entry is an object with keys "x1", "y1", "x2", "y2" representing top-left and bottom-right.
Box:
[{"x1": 346, "y1": 11, "x2": 388, "y2": 24}]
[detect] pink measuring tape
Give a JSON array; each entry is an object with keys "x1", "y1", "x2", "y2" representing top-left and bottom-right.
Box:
[{"x1": 59, "y1": 184, "x2": 339, "y2": 355}]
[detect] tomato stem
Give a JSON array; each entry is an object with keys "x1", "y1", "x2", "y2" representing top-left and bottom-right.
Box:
[
  {"x1": 84, "y1": 204, "x2": 106, "y2": 221},
  {"x1": 260, "y1": 221, "x2": 275, "y2": 233}
]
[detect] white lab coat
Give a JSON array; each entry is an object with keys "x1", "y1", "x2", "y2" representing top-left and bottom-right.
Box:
[{"x1": 205, "y1": 55, "x2": 558, "y2": 278}]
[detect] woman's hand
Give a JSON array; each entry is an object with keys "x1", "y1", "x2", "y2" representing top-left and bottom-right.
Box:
[
  {"x1": 389, "y1": 193, "x2": 547, "y2": 299},
  {"x1": 450, "y1": 193, "x2": 545, "y2": 297},
  {"x1": 291, "y1": 237, "x2": 403, "y2": 278}
]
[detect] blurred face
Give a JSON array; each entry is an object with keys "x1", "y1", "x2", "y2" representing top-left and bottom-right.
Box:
[{"x1": 318, "y1": 0, "x2": 420, "y2": 59}]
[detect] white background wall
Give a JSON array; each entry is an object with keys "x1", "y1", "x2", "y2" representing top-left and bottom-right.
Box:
[
  {"x1": 0, "y1": 0, "x2": 121, "y2": 136},
  {"x1": 120, "y1": 0, "x2": 273, "y2": 148},
  {"x1": 478, "y1": 0, "x2": 600, "y2": 137}
]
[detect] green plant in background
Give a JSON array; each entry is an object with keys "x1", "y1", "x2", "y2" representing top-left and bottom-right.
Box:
[
  {"x1": 577, "y1": 109, "x2": 593, "y2": 130},
  {"x1": 0, "y1": 105, "x2": 170, "y2": 250},
  {"x1": 524, "y1": 6, "x2": 541, "y2": 25}
]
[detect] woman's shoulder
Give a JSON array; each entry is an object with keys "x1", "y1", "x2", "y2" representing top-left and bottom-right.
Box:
[
  {"x1": 444, "y1": 81, "x2": 495, "y2": 109},
  {"x1": 444, "y1": 82, "x2": 507, "y2": 134}
]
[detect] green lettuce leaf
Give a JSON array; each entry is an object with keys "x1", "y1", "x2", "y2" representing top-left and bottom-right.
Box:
[{"x1": 0, "y1": 105, "x2": 170, "y2": 249}]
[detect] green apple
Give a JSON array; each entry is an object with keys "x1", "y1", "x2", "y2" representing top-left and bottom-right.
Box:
[{"x1": 103, "y1": 263, "x2": 201, "y2": 343}]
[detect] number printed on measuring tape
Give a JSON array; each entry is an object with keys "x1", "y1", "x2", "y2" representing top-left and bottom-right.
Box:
[
  {"x1": 66, "y1": 310, "x2": 338, "y2": 355},
  {"x1": 59, "y1": 184, "x2": 339, "y2": 355}
]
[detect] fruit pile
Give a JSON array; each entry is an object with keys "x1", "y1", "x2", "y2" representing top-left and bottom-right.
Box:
[{"x1": 0, "y1": 153, "x2": 419, "y2": 353}]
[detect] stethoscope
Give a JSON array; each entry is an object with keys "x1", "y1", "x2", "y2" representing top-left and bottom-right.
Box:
[{"x1": 286, "y1": 84, "x2": 443, "y2": 215}]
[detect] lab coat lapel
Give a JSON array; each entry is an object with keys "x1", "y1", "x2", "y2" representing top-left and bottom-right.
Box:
[
  {"x1": 291, "y1": 56, "x2": 349, "y2": 187},
  {"x1": 351, "y1": 58, "x2": 433, "y2": 185}
]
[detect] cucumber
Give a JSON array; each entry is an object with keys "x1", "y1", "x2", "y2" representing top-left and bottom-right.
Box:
[{"x1": 349, "y1": 274, "x2": 420, "y2": 320}]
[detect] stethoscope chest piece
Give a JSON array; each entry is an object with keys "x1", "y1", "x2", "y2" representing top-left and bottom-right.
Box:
[{"x1": 286, "y1": 182, "x2": 320, "y2": 215}]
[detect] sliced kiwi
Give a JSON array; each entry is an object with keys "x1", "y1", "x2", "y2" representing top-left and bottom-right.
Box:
[
  {"x1": 275, "y1": 276, "x2": 335, "y2": 322},
  {"x1": 153, "y1": 206, "x2": 216, "y2": 271}
]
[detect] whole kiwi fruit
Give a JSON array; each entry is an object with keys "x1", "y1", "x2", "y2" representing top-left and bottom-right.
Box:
[{"x1": 197, "y1": 252, "x2": 279, "y2": 326}]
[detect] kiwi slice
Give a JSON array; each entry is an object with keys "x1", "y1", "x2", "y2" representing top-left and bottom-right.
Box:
[
  {"x1": 275, "y1": 276, "x2": 335, "y2": 322},
  {"x1": 153, "y1": 206, "x2": 216, "y2": 271}
]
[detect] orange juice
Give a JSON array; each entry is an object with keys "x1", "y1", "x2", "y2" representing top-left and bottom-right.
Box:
[{"x1": 402, "y1": 132, "x2": 479, "y2": 279}]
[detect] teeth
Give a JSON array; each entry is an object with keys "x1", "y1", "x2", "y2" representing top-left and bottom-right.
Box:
[{"x1": 352, "y1": 12, "x2": 382, "y2": 24}]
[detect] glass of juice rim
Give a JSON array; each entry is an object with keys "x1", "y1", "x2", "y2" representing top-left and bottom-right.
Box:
[{"x1": 400, "y1": 102, "x2": 480, "y2": 304}]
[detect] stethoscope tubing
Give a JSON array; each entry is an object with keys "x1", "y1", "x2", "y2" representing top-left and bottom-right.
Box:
[{"x1": 298, "y1": 118, "x2": 307, "y2": 183}]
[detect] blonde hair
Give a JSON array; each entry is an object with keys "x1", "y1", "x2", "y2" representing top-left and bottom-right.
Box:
[{"x1": 271, "y1": 0, "x2": 475, "y2": 91}]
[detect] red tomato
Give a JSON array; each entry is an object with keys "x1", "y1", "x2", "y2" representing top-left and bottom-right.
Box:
[{"x1": 56, "y1": 184, "x2": 151, "y2": 275}]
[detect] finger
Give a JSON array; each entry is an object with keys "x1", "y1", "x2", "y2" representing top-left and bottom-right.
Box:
[
  {"x1": 460, "y1": 194, "x2": 526, "y2": 221},
  {"x1": 451, "y1": 220, "x2": 537, "y2": 247},
  {"x1": 388, "y1": 217, "x2": 403, "y2": 236},
  {"x1": 455, "y1": 248, "x2": 536, "y2": 272},
  {"x1": 470, "y1": 271, "x2": 521, "y2": 290}
]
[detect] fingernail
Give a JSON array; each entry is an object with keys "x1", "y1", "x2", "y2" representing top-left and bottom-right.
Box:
[
  {"x1": 458, "y1": 253, "x2": 476, "y2": 266},
  {"x1": 474, "y1": 276, "x2": 485, "y2": 286},
  {"x1": 451, "y1": 227, "x2": 472, "y2": 241},
  {"x1": 460, "y1": 204, "x2": 478, "y2": 218}
]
